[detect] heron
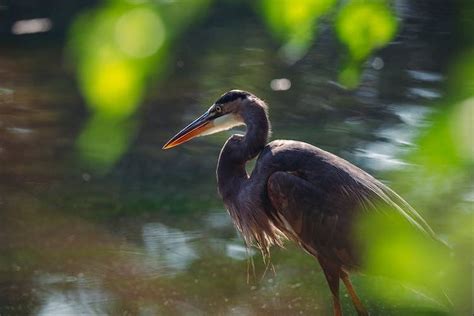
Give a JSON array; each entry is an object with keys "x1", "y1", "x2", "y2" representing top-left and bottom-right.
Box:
[{"x1": 163, "y1": 90, "x2": 438, "y2": 316}]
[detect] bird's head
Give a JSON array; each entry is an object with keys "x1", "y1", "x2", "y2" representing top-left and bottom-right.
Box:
[{"x1": 163, "y1": 90, "x2": 262, "y2": 149}]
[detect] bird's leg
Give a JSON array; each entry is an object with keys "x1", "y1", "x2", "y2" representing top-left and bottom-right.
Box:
[
  {"x1": 331, "y1": 291, "x2": 342, "y2": 316},
  {"x1": 318, "y1": 258, "x2": 342, "y2": 316},
  {"x1": 341, "y1": 273, "x2": 368, "y2": 316},
  {"x1": 325, "y1": 271, "x2": 342, "y2": 316}
]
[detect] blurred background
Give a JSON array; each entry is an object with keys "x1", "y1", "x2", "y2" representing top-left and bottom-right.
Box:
[{"x1": 0, "y1": 0, "x2": 472, "y2": 315}]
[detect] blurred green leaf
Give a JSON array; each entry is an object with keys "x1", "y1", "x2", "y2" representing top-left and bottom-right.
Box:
[
  {"x1": 69, "y1": 0, "x2": 212, "y2": 170},
  {"x1": 338, "y1": 61, "x2": 362, "y2": 89},
  {"x1": 336, "y1": 0, "x2": 397, "y2": 87},
  {"x1": 336, "y1": 0, "x2": 397, "y2": 61},
  {"x1": 354, "y1": 209, "x2": 453, "y2": 310},
  {"x1": 77, "y1": 114, "x2": 137, "y2": 170},
  {"x1": 69, "y1": 2, "x2": 171, "y2": 118},
  {"x1": 260, "y1": 0, "x2": 336, "y2": 62},
  {"x1": 410, "y1": 55, "x2": 474, "y2": 175}
]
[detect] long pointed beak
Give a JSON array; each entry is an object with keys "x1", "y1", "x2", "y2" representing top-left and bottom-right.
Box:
[{"x1": 163, "y1": 111, "x2": 214, "y2": 149}]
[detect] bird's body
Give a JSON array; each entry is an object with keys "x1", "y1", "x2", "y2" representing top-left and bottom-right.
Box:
[
  {"x1": 220, "y1": 138, "x2": 434, "y2": 268},
  {"x1": 221, "y1": 139, "x2": 375, "y2": 269},
  {"x1": 163, "y1": 90, "x2": 437, "y2": 316}
]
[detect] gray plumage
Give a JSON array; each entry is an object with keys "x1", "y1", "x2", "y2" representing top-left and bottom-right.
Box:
[
  {"x1": 215, "y1": 92, "x2": 434, "y2": 263},
  {"x1": 164, "y1": 90, "x2": 439, "y2": 316}
]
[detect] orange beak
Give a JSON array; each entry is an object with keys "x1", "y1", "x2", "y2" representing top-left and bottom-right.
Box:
[{"x1": 163, "y1": 111, "x2": 214, "y2": 149}]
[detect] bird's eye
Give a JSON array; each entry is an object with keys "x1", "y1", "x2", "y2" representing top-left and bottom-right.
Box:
[{"x1": 215, "y1": 105, "x2": 222, "y2": 113}]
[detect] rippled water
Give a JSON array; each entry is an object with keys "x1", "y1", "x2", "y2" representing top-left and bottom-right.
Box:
[{"x1": 0, "y1": 2, "x2": 466, "y2": 315}]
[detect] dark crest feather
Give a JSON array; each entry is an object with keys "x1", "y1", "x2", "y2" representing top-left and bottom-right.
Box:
[{"x1": 215, "y1": 90, "x2": 251, "y2": 104}]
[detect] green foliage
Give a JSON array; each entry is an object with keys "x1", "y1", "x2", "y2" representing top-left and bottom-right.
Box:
[
  {"x1": 259, "y1": 0, "x2": 398, "y2": 85},
  {"x1": 336, "y1": 0, "x2": 397, "y2": 61},
  {"x1": 336, "y1": 0, "x2": 398, "y2": 87},
  {"x1": 69, "y1": 0, "x2": 211, "y2": 171},
  {"x1": 413, "y1": 101, "x2": 473, "y2": 175},
  {"x1": 70, "y1": 3, "x2": 167, "y2": 119},
  {"x1": 260, "y1": 0, "x2": 336, "y2": 62},
  {"x1": 77, "y1": 115, "x2": 138, "y2": 170},
  {"x1": 355, "y1": 210, "x2": 448, "y2": 289},
  {"x1": 357, "y1": 42, "x2": 474, "y2": 315}
]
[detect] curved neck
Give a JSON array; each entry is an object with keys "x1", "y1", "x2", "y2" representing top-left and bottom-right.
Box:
[
  {"x1": 240, "y1": 104, "x2": 271, "y2": 161},
  {"x1": 216, "y1": 102, "x2": 270, "y2": 199}
]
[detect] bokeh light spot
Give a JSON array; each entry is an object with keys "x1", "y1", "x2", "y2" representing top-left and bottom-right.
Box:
[
  {"x1": 115, "y1": 8, "x2": 166, "y2": 58},
  {"x1": 336, "y1": 1, "x2": 397, "y2": 61},
  {"x1": 260, "y1": 0, "x2": 336, "y2": 62},
  {"x1": 77, "y1": 115, "x2": 137, "y2": 172},
  {"x1": 339, "y1": 63, "x2": 361, "y2": 89},
  {"x1": 80, "y1": 57, "x2": 143, "y2": 118},
  {"x1": 11, "y1": 18, "x2": 52, "y2": 35},
  {"x1": 355, "y1": 210, "x2": 450, "y2": 303},
  {"x1": 270, "y1": 78, "x2": 291, "y2": 91}
]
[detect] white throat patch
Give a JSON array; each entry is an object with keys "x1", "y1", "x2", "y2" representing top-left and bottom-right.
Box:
[{"x1": 201, "y1": 113, "x2": 245, "y2": 136}]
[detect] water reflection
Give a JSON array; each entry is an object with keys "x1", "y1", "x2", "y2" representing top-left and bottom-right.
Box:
[
  {"x1": 390, "y1": 104, "x2": 432, "y2": 126},
  {"x1": 406, "y1": 70, "x2": 444, "y2": 82},
  {"x1": 36, "y1": 274, "x2": 112, "y2": 316},
  {"x1": 204, "y1": 210, "x2": 233, "y2": 229},
  {"x1": 355, "y1": 141, "x2": 408, "y2": 171},
  {"x1": 354, "y1": 103, "x2": 434, "y2": 171},
  {"x1": 142, "y1": 222, "x2": 199, "y2": 272},
  {"x1": 408, "y1": 87, "x2": 442, "y2": 100},
  {"x1": 226, "y1": 243, "x2": 256, "y2": 261}
]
